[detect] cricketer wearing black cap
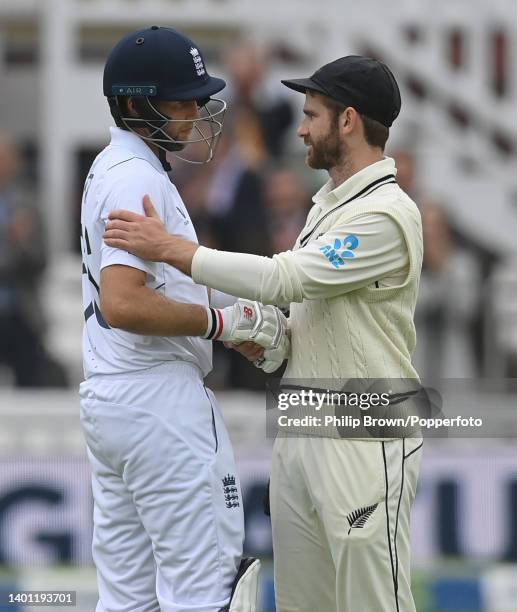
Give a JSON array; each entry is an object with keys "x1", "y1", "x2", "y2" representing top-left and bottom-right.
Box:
[{"x1": 282, "y1": 55, "x2": 401, "y2": 128}]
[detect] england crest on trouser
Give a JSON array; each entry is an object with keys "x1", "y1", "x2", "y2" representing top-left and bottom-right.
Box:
[{"x1": 222, "y1": 474, "x2": 240, "y2": 508}]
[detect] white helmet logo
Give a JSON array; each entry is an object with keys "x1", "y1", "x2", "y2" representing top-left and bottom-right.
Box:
[{"x1": 189, "y1": 47, "x2": 206, "y2": 76}]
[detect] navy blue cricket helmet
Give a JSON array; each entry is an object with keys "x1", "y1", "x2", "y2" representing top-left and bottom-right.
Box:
[{"x1": 103, "y1": 26, "x2": 227, "y2": 164}]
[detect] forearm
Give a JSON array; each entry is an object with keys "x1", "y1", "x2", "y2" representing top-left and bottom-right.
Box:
[
  {"x1": 191, "y1": 247, "x2": 303, "y2": 306},
  {"x1": 101, "y1": 285, "x2": 208, "y2": 336},
  {"x1": 162, "y1": 239, "x2": 199, "y2": 276},
  {"x1": 192, "y1": 248, "x2": 270, "y2": 302}
]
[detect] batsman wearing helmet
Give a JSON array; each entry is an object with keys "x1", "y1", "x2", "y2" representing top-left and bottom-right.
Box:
[
  {"x1": 105, "y1": 55, "x2": 424, "y2": 611},
  {"x1": 78, "y1": 26, "x2": 286, "y2": 612}
]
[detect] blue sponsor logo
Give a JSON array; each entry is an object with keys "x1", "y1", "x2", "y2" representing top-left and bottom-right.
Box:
[{"x1": 319, "y1": 235, "x2": 359, "y2": 268}]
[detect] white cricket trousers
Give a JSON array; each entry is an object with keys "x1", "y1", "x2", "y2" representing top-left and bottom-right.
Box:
[
  {"x1": 79, "y1": 362, "x2": 244, "y2": 612},
  {"x1": 270, "y1": 436, "x2": 422, "y2": 612}
]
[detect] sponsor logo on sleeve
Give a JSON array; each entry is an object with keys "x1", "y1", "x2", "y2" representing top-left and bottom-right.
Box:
[{"x1": 319, "y1": 235, "x2": 359, "y2": 268}]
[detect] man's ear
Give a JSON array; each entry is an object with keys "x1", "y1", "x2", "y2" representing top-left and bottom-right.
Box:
[
  {"x1": 340, "y1": 107, "x2": 357, "y2": 135},
  {"x1": 126, "y1": 97, "x2": 138, "y2": 117}
]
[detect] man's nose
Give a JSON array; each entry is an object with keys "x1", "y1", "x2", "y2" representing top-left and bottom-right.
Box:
[
  {"x1": 297, "y1": 123, "x2": 307, "y2": 138},
  {"x1": 189, "y1": 102, "x2": 200, "y2": 119}
]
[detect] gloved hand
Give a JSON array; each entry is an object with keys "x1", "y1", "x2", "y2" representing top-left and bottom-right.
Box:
[
  {"x1": 203, "y1": 299, "x2": 287, "y2": 350},
  {"x1": 253, "y1": 323, "x2": 290, "y2": 373}
]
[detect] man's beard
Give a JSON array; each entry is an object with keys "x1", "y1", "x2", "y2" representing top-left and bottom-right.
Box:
[{"x1": 306, "y1": 126, "x2": 345, "y2": 171}]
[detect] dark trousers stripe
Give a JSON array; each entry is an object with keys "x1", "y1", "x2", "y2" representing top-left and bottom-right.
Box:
[{"x1": 382, "y1": 441, "x2": 405, "y2": 612}]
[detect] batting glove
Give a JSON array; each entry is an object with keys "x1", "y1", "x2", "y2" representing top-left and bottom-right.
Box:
[
  {"x1": 203, "y1": 299, "x2": 287, "y2": 350},
  {"x1": 253, "y1": 318, "x2": 290, "y2": 373}
]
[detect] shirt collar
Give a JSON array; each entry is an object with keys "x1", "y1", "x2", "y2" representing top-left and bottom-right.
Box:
[
  {"x1": 109, "y1": 126, "x2": 166, "y2": 174},
  {"x1": 312, "y1": 157, "x2": 397, "y2": 209}
]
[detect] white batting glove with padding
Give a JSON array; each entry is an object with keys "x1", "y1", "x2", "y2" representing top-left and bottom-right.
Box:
[
  {"x1": 253, "y1": 321, "x2": 290, "y2": 373},
  {"x1": 203, "y1": 299, "x2": 287, "y2": 350}
]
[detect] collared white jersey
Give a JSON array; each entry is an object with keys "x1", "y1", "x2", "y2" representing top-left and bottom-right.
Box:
[
  {"x1": 192, "y1": 159, "x2": 409, "y2": 306},
  {"x1": 80, "y1": 127, "x2": 211, "y2": 379},
  {"x1": 190, "y1": 157, "x2": 423, "y2": 382}
]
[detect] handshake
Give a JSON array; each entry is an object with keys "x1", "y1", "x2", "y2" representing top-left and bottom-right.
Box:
[{"x1": 203, "y1": 299, "x2": 290, "y2": 373}]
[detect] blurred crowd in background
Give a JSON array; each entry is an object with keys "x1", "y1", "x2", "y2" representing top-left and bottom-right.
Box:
[
  {"x1": 0, "y1": 37, "x2": 510, "y2": 389},
  {"x1": 0, "y1": 132, "x2": 68, "y2": 387}
]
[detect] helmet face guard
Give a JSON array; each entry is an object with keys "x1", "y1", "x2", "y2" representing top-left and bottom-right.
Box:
[
  {"x1": 112, "y1": 96, "x2": 226, "y2": 165},
  {"x1": 104, "y1": 26, "x2": 228, "y2": 164}
]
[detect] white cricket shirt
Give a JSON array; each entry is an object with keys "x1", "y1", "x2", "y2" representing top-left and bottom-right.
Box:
[
  {"x1": 192, "y1": 157, "x2": 423, "y2": 385},
  {"x1": 80, "y1": 127, "x2": 211, "y2": 379}
]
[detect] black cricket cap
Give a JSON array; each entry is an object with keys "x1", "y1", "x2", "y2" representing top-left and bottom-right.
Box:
[
  {"x1": 282, "y1": 55, "x2": 401, "y2": 128},
  {"x1": 103, "y1": 26, "x2": 225, "y2": 102}
]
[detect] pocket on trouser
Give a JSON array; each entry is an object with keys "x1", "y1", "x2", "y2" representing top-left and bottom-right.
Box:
[
  {"x1": 79, "y1": 397, "x2": 106, "y2": 465},
  {"x1": 304, "y1": 439, "x2": 385, "y2": 542},
  {"x1": 402, "y1": 438, "x2": 423, "y2": 507},
  {"x1": 203, "y1": 385, "x2": 220, "y2": 454}
]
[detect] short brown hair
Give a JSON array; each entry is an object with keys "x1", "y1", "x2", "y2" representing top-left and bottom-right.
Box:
[
  {"x1": 359, "y1": 114, "x2": 389, "y2": 150},
  {"x1": 319, "y1": 95, "x2": 389, "y2": 151}
]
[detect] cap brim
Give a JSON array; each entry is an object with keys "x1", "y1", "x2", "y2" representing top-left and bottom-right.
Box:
[
  {"x1": 281, "y1": 77, "x2": 327, "y2": 96},
  {"x1": 161, "y1": 76, "x2": 226, "y2": 102}
]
